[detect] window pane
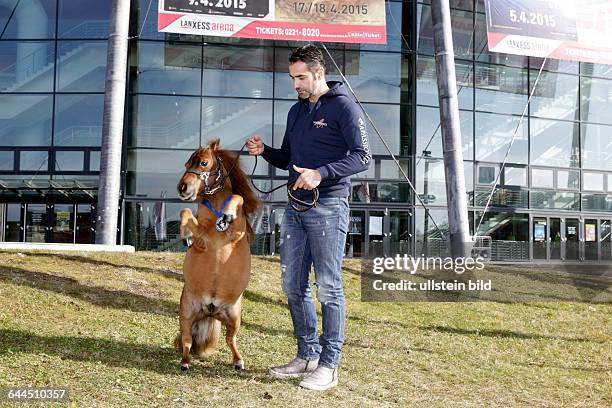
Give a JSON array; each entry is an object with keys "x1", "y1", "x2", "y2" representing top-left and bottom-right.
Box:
[
  {"x1": 475, "y1": 212, "x2": 529, "y2": 241},
  {"x1": 89, "y1": 151, "x2": 100, "y2": 171},
  {"x1": 475, "y1": 188, "x2": 528, "y2": 207},
  {"x1": 0, "y1": 41, "x2": 55, "y2": 92},
  {"x1": 532, "y1": 169, "x2": 554, "y2": 189},
  {"x1": 54, "y1": 94, "x2": 104, "y2": 146},
  {"x1": 581, "y1": 62, "x2": 612, "y2": 79},
  {"x1": 20, "y1": 150, "x2": 48, "y2": 171},
  {"x1": 344, "y1": 51, "x2": 410, "y2": 104},
  {"x1": 417, "y1": 56, "x2": 473, "y2": 109},
  {"x1": 56, "y1": 41, "x2": 107, "y2": 91},
  {"x1": 529, "y1": 71, "x2": 579, "y2": 121},
  {"x1": 530, "y1": 118, "x2": 579, "y2": 167},
  {"x1": 0, "y1": 94, "x2": 53, "y2": 146},
  {"x1": 202, "y1": 45, "x2": 273, "y2": 98},
  {"x1": 531, "y1": 192, "x2": 580, "y2": 210},
  {"x1": 126, "y1": 149, "x2": 190, "y2": 197},
  {"x1": 583, "y1": 172, "x2": 604, "y2": 191},
  {"x1": 581, "y1": 77, "x2": 612, "y2": 125},
  {"x1": 582, "y1": 194, "x2": 612, "y2": 211},
  {"x1": 360, "y1": 0, "x2": 406, "y2": 53},
  {"x1": 417, "y1": 106, "x2": 473, "y2": 159},
  {"x1": 417, "y1": 160, "x2": 472, "y2": 206},
  {"x1": 129, "y1": 95, "x2": 200, "y2": 149},
  {"x1": 581, "y1": 123, "x2": 612, "y2": 171},
  {"x1": 416, "y1": 5, "x2": 474, "y2": 59},
  {"x1": 475, "y1": 113, "x2": 527, "y2": 163},
  {"x1": 131, "y1": 41, "x2": 201, "y2": 95},
  {"x1": 273, "y1": 100, "x2": 293, "y2": 149},
  {"x1": 380, "y1": 159, "x2": 410, "y2": 180},
  {"x1": 202, "y1": 98, "x2": 272, "y2": 150},
  {"x1": 0, "y1": 0, "x2": 56, "y2": 39},
  {"x1": 362, "y1": 103, "x2": 405, "y2": 156},
  {"x1": 478, "y1": 165, "x2": 497, "y2": 184},
  {"x1": 55, "y1": 151, "x2": 83, "y2": 171},
  {"x1": 475, "y1": 64, "x2": 528, "y2": 115},
  {"x1": 58, "y1": 0, "x2": 110, "y2": 38},
  {"x1": 557, "y1": 170, "x2": 580, "y2": 190},
  {"x1": 504, "y1": 167, "x2": 526, "y2": 186},
  {"x1": 0, "y1": 151, "x2": 14, "y2": 170},
  {"x1": 530, "y1": 57, "x2": 578, "y2": 75}
]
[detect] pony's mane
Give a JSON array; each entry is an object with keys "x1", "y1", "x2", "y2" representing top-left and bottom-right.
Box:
[{"x1": 216, "y1": 148, "x2": 261, "y2": 238}]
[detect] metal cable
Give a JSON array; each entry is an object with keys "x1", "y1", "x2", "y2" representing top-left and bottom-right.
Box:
[
  {"x1": 320, "y1": 42, "x2": 447, "y2": 240},
  {"x1": 475, "y1": 58, "x2": 548, "y2": 234}
]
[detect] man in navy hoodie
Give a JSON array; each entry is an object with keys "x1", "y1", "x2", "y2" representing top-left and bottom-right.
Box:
[{"x1": 246, "y1": 45, "x2": 371, "y2": 391}]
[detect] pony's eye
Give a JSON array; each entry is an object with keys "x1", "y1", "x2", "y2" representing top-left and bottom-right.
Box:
[{"x1": 199, "y1": 161, "x2": 208, "y2": 167}]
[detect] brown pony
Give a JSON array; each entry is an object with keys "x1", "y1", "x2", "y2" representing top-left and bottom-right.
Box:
[{"x1": 175, "y1": 139, "x2": 260, "y2": 371}]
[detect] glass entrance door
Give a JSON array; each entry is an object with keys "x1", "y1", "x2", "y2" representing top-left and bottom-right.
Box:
[
  {"x1": 600, "y1": 220, "x2": 611, "y2": 261},
  {"x1": 533, "y1": 217, "x2": 548, "y2": 260},
  {"x1": 3, "y1": 204, "x2": 23, "y2": 242},
  {"x1": 51, "y1": 204, "x2": 74, "y2": 243},
  {"x1": 346, "y1": 210, "x2": 366, "y2": 257},
  {"x1": 25, "y1": 204, "x2": 48, "y2": 242},
  {"x1": 584, "y1": 219, "x2": 598, "y2": 261},
  {"x1": 367, "y1": 211, "x2": 385, "y2": 257},
  {"x1": 550, "y1": 218, "x2": 561, "y2": 260},
  {"x1": 564, "y1": 218, "x2": 580, "y2": 260}
]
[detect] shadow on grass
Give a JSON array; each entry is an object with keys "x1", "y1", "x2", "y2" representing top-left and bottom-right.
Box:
[
  {"x1": 421, "y1": 325, "x2": 594, "y2": 342},
  {"x1": 0, "y1": 266, "x2": 178, "y2": 317},
  {"x1": 1, "y1": 266, "x2": 292, "y2": 339},
  {"x1": 0, "y1": 328, "x2": 279, "y2": 379},
  {"x1": 21, "y1": 252, "x2": 184, "y2": 281},
  {"x1": 243, "y1": 290, "x2": 286, "y2": 309}
]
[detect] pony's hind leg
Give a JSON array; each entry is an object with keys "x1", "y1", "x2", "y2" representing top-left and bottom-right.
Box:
[
  {"x1": 178, "y1": 292, "x2": 197, "y2": 371},
  {"x1": 224, "y1": 301, "x2": 244, "y2": 370}
]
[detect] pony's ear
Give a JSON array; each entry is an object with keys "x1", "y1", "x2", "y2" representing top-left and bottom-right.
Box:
[{"x1": 208, "y1": 138, "x2": 221, "y2": 152}]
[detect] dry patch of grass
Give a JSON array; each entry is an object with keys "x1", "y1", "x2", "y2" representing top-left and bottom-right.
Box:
[{"x1": 0, "y1": 250, "x2": 610, "y2": 407}]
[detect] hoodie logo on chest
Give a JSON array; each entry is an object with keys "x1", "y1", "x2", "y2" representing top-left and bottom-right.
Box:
[{"x1": 313, "y1": 118, "x2": 328, "y2": 129}]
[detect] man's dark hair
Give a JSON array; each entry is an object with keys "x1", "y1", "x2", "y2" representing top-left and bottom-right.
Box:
[{"x1": 289, "y1": 45, "x2": 326, "y2": 72}]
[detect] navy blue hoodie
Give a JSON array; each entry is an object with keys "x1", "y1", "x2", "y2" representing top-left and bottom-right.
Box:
[{"x1": 261, "y1": 81, "x2": 372, "y2": 198}]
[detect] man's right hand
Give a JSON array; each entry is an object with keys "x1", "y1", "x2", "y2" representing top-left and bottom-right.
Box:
[{"x1": 246, "y1": 135, "x2": 264, "y2": 156}]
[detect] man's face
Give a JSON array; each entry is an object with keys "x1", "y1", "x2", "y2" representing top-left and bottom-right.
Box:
[{"x1": 289, "y1": 61, "x2": 323, "y2": 99}]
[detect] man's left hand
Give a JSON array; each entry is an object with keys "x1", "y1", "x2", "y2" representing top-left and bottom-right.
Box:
[{"x1": 292, "y1": 165, "x2": 322, "y2": 191}]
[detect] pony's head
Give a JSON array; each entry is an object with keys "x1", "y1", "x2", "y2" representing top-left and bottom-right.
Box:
[{"x1": 177, "y1": 139, "x2": 223, "y2": 201}]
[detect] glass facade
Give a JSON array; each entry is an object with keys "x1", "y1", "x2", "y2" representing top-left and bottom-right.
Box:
[{"x1": 1, "y1": 0, "x2": 612, "y2": 261}]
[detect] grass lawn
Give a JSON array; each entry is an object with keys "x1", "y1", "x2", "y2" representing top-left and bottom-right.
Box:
[{"x1": 0, "y1": 250, "x2": 610, "y2": 407}]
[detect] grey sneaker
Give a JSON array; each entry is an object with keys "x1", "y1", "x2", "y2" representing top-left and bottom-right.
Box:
[
  {"x1": 299, "y1": 366, "x2": 339, "y2": 391},
  {"x1": 268, "y1": 357, "x2": 319, "y2": 379}
]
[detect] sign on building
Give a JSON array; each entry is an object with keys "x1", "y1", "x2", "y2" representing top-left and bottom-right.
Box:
[
  {"x1": 485, "y1": 0, "x2": 612, "y2": 65},
  {"x1": 158, "y1": 0, "x2": 387, "y2": 44}
]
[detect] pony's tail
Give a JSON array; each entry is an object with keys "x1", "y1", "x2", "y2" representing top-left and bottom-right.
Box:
[
  {"x1": 191, "y1": 317, "x2": 221, "y2": 356},
  {"x1": 174, "y1": 317, "x2": 221, "y2": 357}
]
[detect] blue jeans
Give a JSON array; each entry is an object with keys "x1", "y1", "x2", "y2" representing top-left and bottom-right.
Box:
[{"x1": 279, "y1": 196, "x2": 349, "y2": 369}]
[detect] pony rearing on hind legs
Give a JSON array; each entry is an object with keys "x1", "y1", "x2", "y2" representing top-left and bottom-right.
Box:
[{"x1": 175, "y1": 139, "x2": 260, "y2": 372}]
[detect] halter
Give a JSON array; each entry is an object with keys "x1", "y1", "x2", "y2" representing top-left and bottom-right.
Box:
[{"x1": 186, "y1": 155, "x2": 226, "y2": 195}]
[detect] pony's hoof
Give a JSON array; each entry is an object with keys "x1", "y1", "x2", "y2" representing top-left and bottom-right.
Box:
[
  {"x1": 222, "y1": 213, "x2": 235, "y2": 224},
  {"x1": 181, "y1": 363, "x2": 190, "y2": 372},
  {"x1": 234, "y1": 360, "x2": 244, "y2": 370}
]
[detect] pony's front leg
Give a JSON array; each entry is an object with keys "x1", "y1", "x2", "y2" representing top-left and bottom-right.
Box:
[
  {"x1": 179, "y1": 208, "x2": 199, "y2": 246},
  {"x1": 221, "y1": 195, "x2": 244, "y2": 225}
]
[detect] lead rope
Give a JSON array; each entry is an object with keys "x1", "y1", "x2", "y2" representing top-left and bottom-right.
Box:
[{"x1": 230, "y1": 142, "x2": 320, "y2": 212}]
